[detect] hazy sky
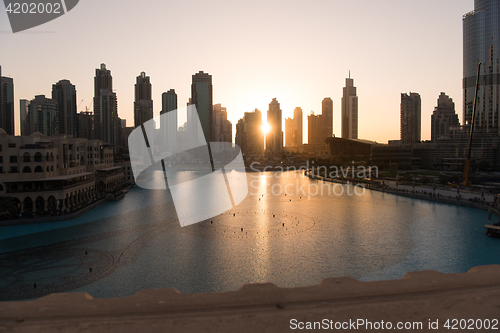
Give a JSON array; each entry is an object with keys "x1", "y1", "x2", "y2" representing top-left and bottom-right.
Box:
[{"x1": 0, "y1": 0, "x2": 474, "y2": 143}]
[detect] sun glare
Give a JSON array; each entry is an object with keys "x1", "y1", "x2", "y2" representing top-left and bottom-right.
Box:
[{"x1": 262, "y1": 123, "x2": 271, "y2": 134}]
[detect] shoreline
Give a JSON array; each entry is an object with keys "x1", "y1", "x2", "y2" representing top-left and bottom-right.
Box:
[{"x1": 304, "y1": 170, "x2": 500, "y2": 218}]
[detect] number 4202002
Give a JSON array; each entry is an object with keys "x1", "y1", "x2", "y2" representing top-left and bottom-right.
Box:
[{"x1": 5, "y1": 2, "x2": 62, "y2": 14}]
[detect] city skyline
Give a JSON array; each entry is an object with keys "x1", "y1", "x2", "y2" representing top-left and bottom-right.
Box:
[{"x1": 0, "y1": 0, "x2": 472, "y2": 143}]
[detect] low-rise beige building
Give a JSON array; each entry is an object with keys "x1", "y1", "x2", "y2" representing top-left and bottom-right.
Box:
[{"x1": 0, "y1": 130, "x2": 125, "y2": 213}]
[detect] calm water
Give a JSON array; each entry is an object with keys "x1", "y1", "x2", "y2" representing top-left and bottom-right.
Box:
[{"x1": 0, "y1": 170, "x2": 499, "y2": 301}]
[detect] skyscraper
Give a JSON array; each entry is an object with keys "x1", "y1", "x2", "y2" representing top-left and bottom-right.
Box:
[
  {"x1": 235, "y1": 109, "x2": 263, "y2": 154},
  {"x1": 26, "y1": 95, "x2": 58, "y2": 136},
  {"x1": 322, "y1": 97, "x2": 333, "y2": 140},
  {"x1": 0, "y1": 66, "x2": 15, "y2": 135},
  {"x1": 212, "y1": 103, "x2": 232, "y2": 143},
  {"x1": 431, "y1": 92, "x2": 460, "y2": 142},
  {"x1": 78, "y1": 111, "x2": 94, "y2": 140},
  {"x1": 93, "y1": 64, "x2": 113, "y2": 141},
  {"x1": 463, "y1": 0, "x2": 500, "y2": 133},
  {"x1": 19, "y1": 99, "x2": 29, "y2": 136},
  {"x1": 341, "y1": 73, "x2": 358, "y2": 139},
  {"x1": 134, "y1": 72, "x2": 153, "y2": 128},
  {"x1": 160, "y1": 89, "x2": 178, "y2": 151},
  {"x1": 52, "y1": 79, "x2": 77, "y2": 137},
  {"x1": 100, "y1": 89, "x2": 118, "y2": 152},
  {"x1": 191, "y1": 71, "x2": 213, "y2": 142},
  {"x1": 400, "y1": 92, "x2": 421, "y2": 145},
  {"x1": 285, "y1": 117, "x2": 294, "y2": 147},
  {"x1": 293, "y1": 107, "x2": 303, "y2": 147},
  {"x1": 266, "y1": 98, "x2": 282, "y2": 152},
  {"x1": 308, "y1": 112, "x2": 323, "y2": 145}
]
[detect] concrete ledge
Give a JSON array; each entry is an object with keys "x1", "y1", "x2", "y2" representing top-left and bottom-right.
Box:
[{"x1": 1, "y1": 265, "x2": 500, "y2": 332}]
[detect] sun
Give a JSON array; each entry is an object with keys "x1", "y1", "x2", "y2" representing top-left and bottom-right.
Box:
[{"x1": 262, "y1": 123, "x2": 271, "y2": 134}]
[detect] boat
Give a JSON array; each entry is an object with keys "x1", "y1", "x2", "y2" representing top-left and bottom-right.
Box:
[{"x1": 485, "y1": 223, "x2": 500, "y2": 237}]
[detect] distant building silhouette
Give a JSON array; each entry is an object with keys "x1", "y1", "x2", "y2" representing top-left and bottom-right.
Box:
[
  {"x1": 0, "y1": 66, "x2": 15, "y2": 135},
  {"x1": 191, "y1": 71, "x2": 213, "y2": 142},
  {"x1": 235, "y1": 109, "x2": 263, "y2": 154},
  {"x1": 322, "y1": 97, "x2": 333, "y2": 140},
  {"x1": 93, "y1": 64, "x2": 113, "y2": 141},
  {"x1": 266, "y1": 98, "x2": 282, "y2": 152},
  {"x1": 308, "y1": 112, "x2": 323, "y2": 145},
  {"x1": 463, "y1": 0, "x2": 500, "y2": 134},
  {"x1": 213, "y1": 103, "x2": 232, "y2": 143},
  {"x1": 431, "y1": 92, "x2": 459, "y2": 142},
  {"x1": 341, "y1": 73, "x2": 358, "y2": 139},
  {"x1": 52, "y1": 79, "x2": 77, "y2": 137},
  {"x1": 285, "y1": 117, "x2": 294, "y2": 147},
  {"x1": 400, "y1": 92, "x2": 421, "y2": 145},
  {"x1": 293, "y1": 107, "x2": 303, "y2": 147},
  {"x1": 134, "y1": 72, "x2": 153, "y2": 128}
]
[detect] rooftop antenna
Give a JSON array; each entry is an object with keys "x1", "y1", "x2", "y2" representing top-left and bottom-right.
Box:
[{"x1": 349, "y1": 70, "x2": 351, "y2": 79}]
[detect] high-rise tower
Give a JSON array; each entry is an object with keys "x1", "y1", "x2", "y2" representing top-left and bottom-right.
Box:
[
  {"x1": 52, "y1": 79, "x2": 77, "y2": 137},
  {"x1": 463, "y1": 0, "x2": 500, "y2": 134},
  {"x1": 93, "y1": 64, "x2": 113, "y2": 141},
  {"x1": 134, "y1": 72, "x2": 153, "y2": 128},
  {"x1": 322, "y1": 97, "x2": 333, "y2": 140},
  {"x1": 400, "y1": 92, "x2": 421, "y2": 145},
  {"x1": 341, "y1": 73, "x2": 358, "y2": 139},
  {"x1": 431, "y1": 92, "x2": 459, "y2": 142},
  {"x1": 0, "y1": 66, "x2": 14, "y2": 135},
  {"x1": 160, "y1": 89, "x2": 178, "y2": 151},
  {"x1": 191, "y1": 71, "x2": 213, "y2": 142},
  {"x1": 266, "y1": 98, "x2": 283, "y2": 152}
]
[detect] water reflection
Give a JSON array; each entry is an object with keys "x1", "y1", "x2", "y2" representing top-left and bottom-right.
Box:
[{"x1": 0, "y1": 171, "x2": 499, "y2": 301}]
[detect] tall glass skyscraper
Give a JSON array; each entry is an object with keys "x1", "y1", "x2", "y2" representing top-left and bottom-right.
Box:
[{"x1": 463, "y1": 0, "x2": 500, "y2": 133}]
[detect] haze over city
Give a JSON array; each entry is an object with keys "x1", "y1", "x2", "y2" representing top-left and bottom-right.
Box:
[{"x1": 0, "y1": 0, "x2": 473, "y2": 142}]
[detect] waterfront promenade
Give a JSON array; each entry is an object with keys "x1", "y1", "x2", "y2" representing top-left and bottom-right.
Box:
[{"x1": 305, "y1": 170, "x2": 499, "y2": 219}]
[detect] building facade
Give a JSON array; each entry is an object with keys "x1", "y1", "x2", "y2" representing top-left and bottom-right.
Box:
[
  {"x1": 463, "y1": 0, "x2": 500, "y2": 134},
  {"x1": 341, "y1": 74, "x2": 358, "y2": 139},
  {"x1": 0, "y1": 131, "x2": 124, "y2": 214},
  {"x1": 191, "y1": 71, "x2": 213, "y2": 142},
  {"x1": 400, "y1": 92, "x2": 421, "y2": 145}
]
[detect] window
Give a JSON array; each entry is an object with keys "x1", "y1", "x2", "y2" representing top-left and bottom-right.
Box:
[
  {"x1": 10, "y1": 156, "x2": 17, "y2": 163},
  {"x1": 10, "y1": 166, "x2": 18, "y2": 173},
  {"x1": 0, "y1": 156, "x2": 3, "y2": 163},
  {"x1": 8, "y1": 143, "x2": 16, "y2": 148}
]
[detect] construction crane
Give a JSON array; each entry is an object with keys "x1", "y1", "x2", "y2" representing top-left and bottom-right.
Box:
[{"x1": 461, "y1": 62, "x2": 481, "y2": 187}]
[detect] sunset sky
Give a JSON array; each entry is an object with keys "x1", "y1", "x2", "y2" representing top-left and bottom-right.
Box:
[{"x1": 0, "y1": 0, "x2": 474, "y2": 143}]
